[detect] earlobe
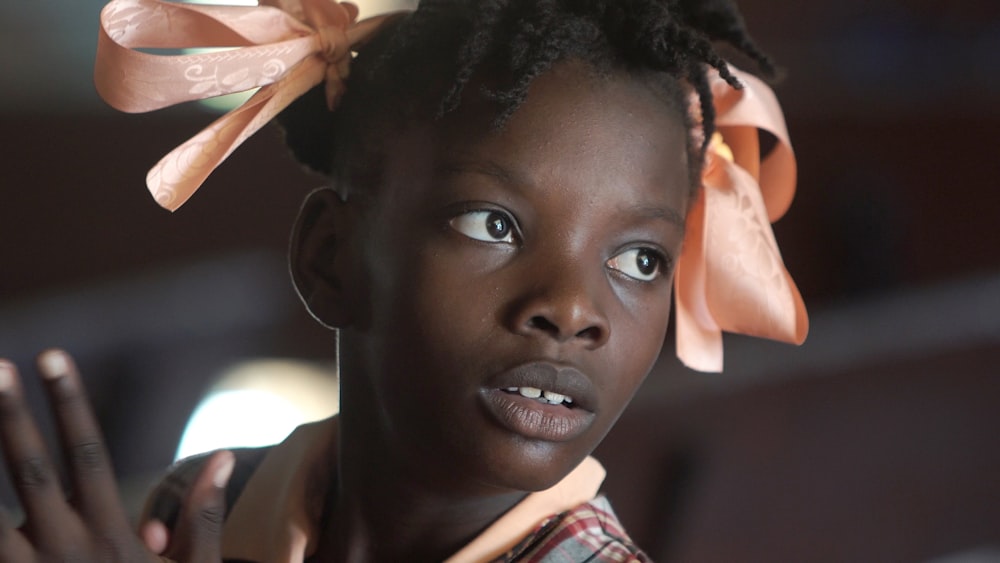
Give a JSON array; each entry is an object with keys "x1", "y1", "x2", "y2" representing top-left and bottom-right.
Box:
[{"x1": 290, "y1": 188, "x2": 356, "y2": 329}]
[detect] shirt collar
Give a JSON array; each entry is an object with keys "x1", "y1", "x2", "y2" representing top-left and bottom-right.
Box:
[{"x1": 220, "y1": 416, "x2": 606, "y2": 563}]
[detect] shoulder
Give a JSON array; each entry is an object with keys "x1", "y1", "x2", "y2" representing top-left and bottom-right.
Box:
[
  {"x1": 141, "y1": 447, "x2": 272, "y2": 531},
  {"x1": 506, "y1": 496, "x2": 651, "y2": 562}
]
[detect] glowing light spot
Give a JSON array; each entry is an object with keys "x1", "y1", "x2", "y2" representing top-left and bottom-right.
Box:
[
  {"x1": 175, "y1": 359, "x2": 338, "y2": 460},
  {"x1": 176, "y1": 390, "x2": 305, "y2": 459}
]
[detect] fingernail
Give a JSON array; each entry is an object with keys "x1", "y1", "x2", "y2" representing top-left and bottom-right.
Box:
[
  {"x1": 0, "y1": 361, "x2": 14, "y2": 391},
  {"x1": 213, "y1": 453, "x2": 235, "y2": 488},
  {"x1": 38, "y1": 350, "x2": 70, "y2": 380}
]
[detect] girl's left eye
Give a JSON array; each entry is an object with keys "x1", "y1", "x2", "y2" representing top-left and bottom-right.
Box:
[
  {"x1": 606, "y1": 248, "x2": 664, "y2": 282},
  {"x1": 449, "y1": 210, "x2": 516, "y2": 244}
]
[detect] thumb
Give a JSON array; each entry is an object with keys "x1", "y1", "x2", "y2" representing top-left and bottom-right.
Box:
[{"x1": 164, "y1": 450, "x2": 234, "y2": 563}]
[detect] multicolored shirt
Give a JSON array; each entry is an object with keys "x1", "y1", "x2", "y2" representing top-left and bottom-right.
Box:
[
  {"x1": 144, "y1": 417, "x2": 649, "y2": 562},
  {"x1": 496, "y1": 496, "x2": 648, "y2": 562}
]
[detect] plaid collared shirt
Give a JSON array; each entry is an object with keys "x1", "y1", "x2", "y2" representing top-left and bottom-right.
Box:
[
  {"x1": 147, "y1": 448, "x2": 649, "y2": 562},
  {"x1": 496, "y1": 496, "x2": 650, "y2": 562}
]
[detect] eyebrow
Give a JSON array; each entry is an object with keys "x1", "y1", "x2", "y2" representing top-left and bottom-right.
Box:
[
  {"x1": 624, "y1": 203, "x2": 686, "y2": 228},
  {"x1": 437, "y1": 159, "x2": 519, "y2": 185},
  {"x1": 440, "y1": 159, "x2": 686, "y2": 227}
]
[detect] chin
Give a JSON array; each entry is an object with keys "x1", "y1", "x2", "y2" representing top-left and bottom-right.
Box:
[{"x1": 467, "y1": 427, "x2": 596, "y2": 493}]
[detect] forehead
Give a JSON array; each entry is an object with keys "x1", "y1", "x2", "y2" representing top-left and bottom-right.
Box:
[{"x1": 379, "y1": 61, "x2": 692, "y2": 216}]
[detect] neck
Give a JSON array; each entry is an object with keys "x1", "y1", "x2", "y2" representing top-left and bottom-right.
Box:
[{"x1": 311, "y1": 369, "x2": 528, "y2": 562}]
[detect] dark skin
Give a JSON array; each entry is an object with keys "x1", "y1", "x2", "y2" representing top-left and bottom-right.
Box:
[
  {"x1": 0, "y1": 351, "x2": 232, "y2": 562},
  {"x1": 0, "y1": 61, "x2": 691, "y2": 562},
  {"x1": 294, "y1": 61, "x2": 691, "y2": 561}
]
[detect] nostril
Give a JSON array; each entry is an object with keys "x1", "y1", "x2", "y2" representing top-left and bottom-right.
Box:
[
  {"x1": 527, "y1": 315, "x2": 559, "y2": 336},
  {"x1": 574, "y1": 326, "x2": 602, "y2": 342},
  {"x1": 526, "y1": 315, "x2": 605, "y2": 344}
]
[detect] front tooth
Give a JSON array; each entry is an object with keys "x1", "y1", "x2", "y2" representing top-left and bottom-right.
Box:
[
  {"x1": 505, "y1": 387, "x2": 519, "y2": 392},
  {"x1": 542, "y1": 390, "x2": 566, "y2": 404},
  {"x1": 518, "y1": 387, "x2": 542, "y2": 399}
]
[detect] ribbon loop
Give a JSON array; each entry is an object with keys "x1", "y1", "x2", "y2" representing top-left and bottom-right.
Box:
[{"x1": 94, "y1": 0, "x2": 396, "y2": 211}]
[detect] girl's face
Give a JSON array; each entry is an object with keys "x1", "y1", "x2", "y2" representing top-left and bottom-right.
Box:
[{"x1": 337, "y1": 61, "x2": 691, "y2": 493}]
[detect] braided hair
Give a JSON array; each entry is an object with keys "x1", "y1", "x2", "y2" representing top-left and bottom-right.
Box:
[{"x1": 276, "y1": 0, "x2": 774, "y2": 196}]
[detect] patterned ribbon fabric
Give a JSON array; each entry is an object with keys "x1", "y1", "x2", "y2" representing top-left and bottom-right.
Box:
[
  {"x1": 674, "y1": 68, "x2": 808, "y2": 372},
  {"x1": 95, "y1": 0, "x2": 395, "y2": 211},
  {"x1": 94, "y1": 0, "x2": 807, "y2": 371}
]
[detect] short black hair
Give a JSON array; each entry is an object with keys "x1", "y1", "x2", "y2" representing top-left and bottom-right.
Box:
[{"x1": 275, "y1": 0, "x2": 775, "y2": 195}]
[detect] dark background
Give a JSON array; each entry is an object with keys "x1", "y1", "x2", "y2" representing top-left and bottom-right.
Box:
[{"x1": 2, "y1": 0, "x2": 999, "y2": 560}]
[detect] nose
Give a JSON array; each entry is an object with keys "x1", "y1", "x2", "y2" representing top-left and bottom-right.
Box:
[{"x1": 506, "y1": 256, "x2": 611, "y2": 349}]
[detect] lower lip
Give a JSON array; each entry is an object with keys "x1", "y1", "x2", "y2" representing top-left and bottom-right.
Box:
[{"x1": 480, "y1": 389, "x2": 595, "y2": 442}]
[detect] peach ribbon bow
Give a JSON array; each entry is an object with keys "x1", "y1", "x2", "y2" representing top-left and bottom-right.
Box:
[
  {"x1": 94, "y1": 0, "x2": 396, "y2": 211},
  {"x1": 674, "y1": 67, "x2": 808, "y2": 372},
  {"x1": 95, "y1": 2, "x2": 805, "y2": 371}
]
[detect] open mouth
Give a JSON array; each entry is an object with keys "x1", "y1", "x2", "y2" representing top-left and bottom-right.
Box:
[
  {"x1": 502, "y1": 386, "x2": 575, "y2": 407},
  {"x1": 480, "y1": 363, "x2": 596, "y2": 442},
  {"x1": 482, "y1": 387, "x2": 593, "y2": 442}
]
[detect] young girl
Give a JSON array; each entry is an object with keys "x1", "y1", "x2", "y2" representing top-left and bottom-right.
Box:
[{"x1": 0, "y1": 0, "x2": 806, "y2": 560}]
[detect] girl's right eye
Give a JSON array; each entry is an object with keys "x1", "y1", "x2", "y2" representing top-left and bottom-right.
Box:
[{"x1": 449, "y1": 210, "x2": 516, "y2": 244}]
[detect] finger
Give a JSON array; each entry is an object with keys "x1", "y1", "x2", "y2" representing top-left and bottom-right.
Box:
[
  {"x1": 165, "y1": 450, "x2": 234, "y2": 563},
  {"x1": 140, "y1": 519, "x2": 169, "y2": 555},
  {"x1": 0, "y1": 359, "x2": 68, "y2": 542},
  {"x1": 0, "y1": 505, "x2": 32, "y2": 561},
  {"x1": 35, "y1": 349, "x2": 129, "y2": 530}
]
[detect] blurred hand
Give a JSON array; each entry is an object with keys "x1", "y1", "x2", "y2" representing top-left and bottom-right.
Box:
[{"x1": 0, "y1": 350, "x2": 232, "y2": 562}]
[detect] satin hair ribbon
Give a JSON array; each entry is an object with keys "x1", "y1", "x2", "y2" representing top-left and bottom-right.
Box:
[
  {"x1": 95, "y1": 0, "x2": 397, "y2": 211},
  {"x1": 674, "y1": 67, "x2": 808, "y2": 372},
  {"x1": 95, "y1": 2, "x2": 805, "y2": 371}
]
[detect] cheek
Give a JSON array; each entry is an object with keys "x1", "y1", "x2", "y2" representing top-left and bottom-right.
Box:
[
  {"x1": 602, "y1": 283, "x2": 673, "y2": 403},
  {"x1": 373, "y1": 236, "x2": 503, "y2": 365}
]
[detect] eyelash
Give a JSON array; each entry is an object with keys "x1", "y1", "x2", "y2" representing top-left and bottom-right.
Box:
[{"x1": 447, "y1": 208, "x2": 670, "y2": 282}]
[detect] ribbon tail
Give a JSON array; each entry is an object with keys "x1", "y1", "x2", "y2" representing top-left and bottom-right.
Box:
[
  {"x1": 675, "y1": 187, "x2": 725, "y2": 372},
  {"x1": 702, "y1": 160, "x2": 808, "y2": 345},
  {"x1": 147, "y1": 58, "x2": 325, "y2": 211}
]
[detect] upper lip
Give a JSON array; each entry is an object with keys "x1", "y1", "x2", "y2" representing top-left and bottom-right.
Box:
[{"x1": 485, "y1": 361, "x2": 598, "y2": 412}]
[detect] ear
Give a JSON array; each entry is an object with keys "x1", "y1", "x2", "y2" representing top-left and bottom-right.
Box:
[{"x1": 290, "y1": 188, "x2": 358, "y2": 329}]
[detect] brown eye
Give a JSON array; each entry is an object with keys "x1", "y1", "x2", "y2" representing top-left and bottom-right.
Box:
[
  {"x1": 450, "y1": 210, "x2": 515, "y2": 243},
  {"x1": 485, "y1": 212, "x2": 511, "y2": 240},
  {"x1": 607, "y1": 248, "x2": 663, "y2": 281}
]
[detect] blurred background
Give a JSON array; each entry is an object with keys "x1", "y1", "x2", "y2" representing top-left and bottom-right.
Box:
[{"x1": 1, "y1": 0, "x2": 998, "y2": 560}]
